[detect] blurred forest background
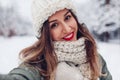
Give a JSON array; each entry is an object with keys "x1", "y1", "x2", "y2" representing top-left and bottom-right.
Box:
[{"x1": 0, "y1": 0, "x2": 120, "y2": 42}]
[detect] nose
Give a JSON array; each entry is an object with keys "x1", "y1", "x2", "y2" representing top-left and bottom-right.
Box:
[{"x1": 62, "y1": 22, "x2": 71, "y2": 33}]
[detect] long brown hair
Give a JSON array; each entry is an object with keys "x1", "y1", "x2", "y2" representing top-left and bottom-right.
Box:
[
  {"x1": 71, "y1": 10, "x2": 100, "y2": 79},
  {"x1": 19, "y1": 10, "x2": 100, "y2": 80}
]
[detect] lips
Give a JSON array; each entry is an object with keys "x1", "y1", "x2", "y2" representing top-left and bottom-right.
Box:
[{"x1": 63, "y1": 32, "x2": 74, "y2": 41}]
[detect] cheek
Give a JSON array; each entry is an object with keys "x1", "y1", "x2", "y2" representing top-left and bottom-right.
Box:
[
  {"x1": 70, "y1": 19, "x2": 78, "y2": 30},
  {"x1": 50, "y1": 29, "x2": 62, "y2": 41}
]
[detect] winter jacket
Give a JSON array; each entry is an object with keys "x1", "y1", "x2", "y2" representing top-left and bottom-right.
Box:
[{"x1": 0, "y1": 54, "x2": 112, "y2": 80}]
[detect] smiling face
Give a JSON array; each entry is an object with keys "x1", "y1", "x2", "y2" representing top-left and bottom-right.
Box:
[{"x1": 48, "y1": 9, "x2": 78, "y2": 41}]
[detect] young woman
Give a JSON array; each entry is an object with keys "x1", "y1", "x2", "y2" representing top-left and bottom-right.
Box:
[{"x1": 0, "y1": 0, "x2": 112, "y2": 80}]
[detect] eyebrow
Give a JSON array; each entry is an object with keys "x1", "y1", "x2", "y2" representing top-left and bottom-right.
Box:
[
  {"x1": 49, "y1": 20, "x2": 57, "y2": 23},
  {"x1": 49, "y1": 10, "x2": 71, "y2": 23},
  {"x1": 64, "y1": 10, "x2": 71, "y2": 17}
]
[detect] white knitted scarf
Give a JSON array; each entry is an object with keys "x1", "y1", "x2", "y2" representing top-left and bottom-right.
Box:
[{"x1": 53, "y1": 37, "x2": 92, "y2": 80}]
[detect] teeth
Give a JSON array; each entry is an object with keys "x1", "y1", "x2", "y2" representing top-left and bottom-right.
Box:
[{"x1": 64, "y1": 33, "x2": 73, "y2": 38}]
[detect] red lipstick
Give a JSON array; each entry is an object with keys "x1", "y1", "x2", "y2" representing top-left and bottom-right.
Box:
[{"x1": 63, "y1": 32, "x2": 74, "y2": 41}]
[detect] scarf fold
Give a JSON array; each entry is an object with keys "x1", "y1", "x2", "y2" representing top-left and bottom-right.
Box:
[{"x1": 53, "y1": 37, "x2": 92, "y2": 80}]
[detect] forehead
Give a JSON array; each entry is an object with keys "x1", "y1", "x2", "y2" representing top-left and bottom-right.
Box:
[{"x1": 49, "y1": 9, "x2": 69, "y2": 20}]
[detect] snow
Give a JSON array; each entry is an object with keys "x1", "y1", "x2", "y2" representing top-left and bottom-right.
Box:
[
  {"x1": 0, "y1": 36, "x2": 37, "y2": 73},
  {"x1": 0, "y1": 0, "x2": 120, "y2": 79},
  {"x1": 97, "y1": 41, "x2": 120, "y2": 80},
  {"x1": 0, "y1": 36, "x2": 120, "y2": 80}
]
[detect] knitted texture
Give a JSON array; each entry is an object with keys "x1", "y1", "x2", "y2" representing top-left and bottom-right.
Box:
[
  {"x1": 31, "y1": 0, "x2": 76, "y2": 38},
  {"x1": 54, "y1": 37, "x2": 92, "y2": 80}
]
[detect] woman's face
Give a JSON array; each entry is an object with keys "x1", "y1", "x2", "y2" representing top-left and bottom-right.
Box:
[{"x1": 48, "y1": 9, "x2": 78, "y2": 41}]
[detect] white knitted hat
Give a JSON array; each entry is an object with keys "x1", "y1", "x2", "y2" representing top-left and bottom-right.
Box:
[{"x1": 31, "y1": 0, "x2": 77, "y2": 38}]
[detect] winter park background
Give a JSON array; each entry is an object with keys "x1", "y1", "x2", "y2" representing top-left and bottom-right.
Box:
[{"x1": 0, "y1": 0, "x2": 120, "y2": 80}]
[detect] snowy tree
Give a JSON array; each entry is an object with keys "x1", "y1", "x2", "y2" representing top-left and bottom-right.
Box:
[
  {"x1": 92, "y1": 0, "x2": 120, "y2": 41},
  {"x1": 0, "y1": 2, "x2": 32, "y2": 37},
  {"x1": 75, "y1": 0, "x2": 120, "y2": 42}
]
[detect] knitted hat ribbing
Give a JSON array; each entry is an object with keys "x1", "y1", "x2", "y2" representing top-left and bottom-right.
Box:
[{"x1": 31, "y1": 0, "x2": 77, "y2": 38}]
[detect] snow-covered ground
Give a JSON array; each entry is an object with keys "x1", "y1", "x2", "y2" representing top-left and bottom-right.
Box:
[
  {"x1": 0, "y1": 36, "x2": 120, "y2": 80},
  {"x1": 97, "y1": 41, "x2": 120, "y2": 80}
]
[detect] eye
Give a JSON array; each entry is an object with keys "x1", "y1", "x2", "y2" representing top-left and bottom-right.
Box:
[
  {"x1": 50, "y1": 23, "x2": 58, "y2": 29},
  {"x1": 65, "y1": 15, "x2": 71, "y2": 21}
]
